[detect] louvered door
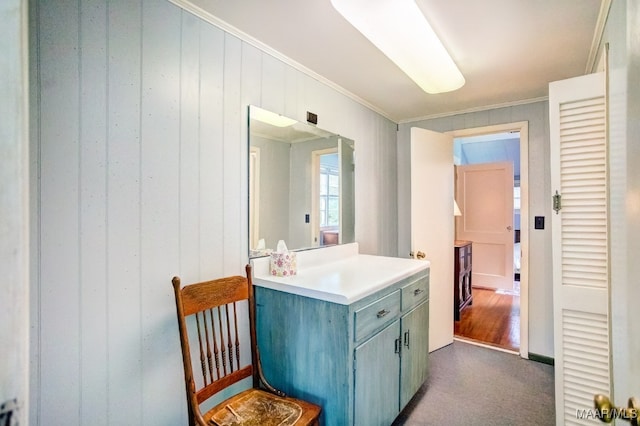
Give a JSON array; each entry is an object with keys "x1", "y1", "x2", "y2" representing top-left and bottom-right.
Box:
[{"x1": 549, "y1": 72, "x2": 610, "y2": 425}]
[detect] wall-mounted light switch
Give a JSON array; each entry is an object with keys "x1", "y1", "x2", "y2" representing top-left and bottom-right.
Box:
[{"x1": 534, "y1": 216, "x2": 545, "y2": 229}]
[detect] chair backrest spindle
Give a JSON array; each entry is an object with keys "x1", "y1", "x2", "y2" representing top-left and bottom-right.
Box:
[
  {"x1": 203, "y1": 310, "x2": 215, "y2": 384},
  {"x1": 217, "y1": 306, "x2": 227, "y2": 376},
  {"x1": 194, "y1": 312, "x2": 208, "y2": 385},
  {"x1": 233, "y1": 302, "x2": 241, "y2": 370},
  {"x1": 225, "y1": 305, "x2": 234, "y2": 372},
  {"x1": 209, "y1": 309, "x2": 221, "y2": 381}
]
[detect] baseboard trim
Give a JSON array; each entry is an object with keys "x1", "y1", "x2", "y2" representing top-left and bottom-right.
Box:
[
  {"x1": 528, "y1": 352, "x2": 554, "y2": 366},
  {"x1": 453, "y1": 337, "x2": 519, "y2": 355}
]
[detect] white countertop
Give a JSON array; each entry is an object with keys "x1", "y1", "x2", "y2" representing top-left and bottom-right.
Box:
[{"x1": 251, "y1": 243, "x2": 430, "y2": 305}]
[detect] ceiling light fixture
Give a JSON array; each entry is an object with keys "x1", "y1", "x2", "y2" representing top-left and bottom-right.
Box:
[
  {"x1": 330, "y1": 0, "x2": 465, "y2": 94},
  {"x1": 251, "y1": 107, "x2": 297, "y2": 127}
]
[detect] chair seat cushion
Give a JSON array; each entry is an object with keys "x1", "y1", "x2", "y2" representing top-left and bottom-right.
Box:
[{"x1": 208, "y1": 389, "x2": 303, "y2": 426}]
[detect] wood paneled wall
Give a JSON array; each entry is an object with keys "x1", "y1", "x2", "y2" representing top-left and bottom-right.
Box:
[
  {"x1": 29, "y1": 0, "x2": 398, "y2": 424},
  {"x1": 2, "y1": 1, "x2": 29, "y2": 425}
]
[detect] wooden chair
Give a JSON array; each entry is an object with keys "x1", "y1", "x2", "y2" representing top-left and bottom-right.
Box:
[{"x1": 172, "y1": 265, "x2": 321, "y2": 426}]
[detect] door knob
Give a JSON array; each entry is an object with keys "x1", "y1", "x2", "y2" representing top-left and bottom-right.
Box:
[
  {"x1": 409, "y1": 251, "x2": 426, "y2": 259},
  {"x1": 507, "y1": 225, "x2": 513, "y2": 231},
  {"x1": 594, "y1": 394, "x2": 639, "y2": 425}
]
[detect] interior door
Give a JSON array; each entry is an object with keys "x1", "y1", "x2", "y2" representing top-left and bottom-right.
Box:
[
  {"x1": 410, "y1": 127, "x2": 454, "y2": 352},
  {"x1": 456, "y1": 162, "x2": 515, "y2": 291},
  {"x1": 2, "y1": 4, "x2": 29, "y2": 423},
  {"x1": 549, "y1": 72, "x2": 611, "y2": 425}
]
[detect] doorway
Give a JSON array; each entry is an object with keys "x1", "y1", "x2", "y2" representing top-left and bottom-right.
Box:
[{"x1": 447, "y1": 122, "x2": 529, "y2": 356}]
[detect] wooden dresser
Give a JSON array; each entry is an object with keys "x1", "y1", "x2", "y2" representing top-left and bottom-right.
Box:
[{"x1": 454, "y1": 240, "x2": 472, "y2": 321}]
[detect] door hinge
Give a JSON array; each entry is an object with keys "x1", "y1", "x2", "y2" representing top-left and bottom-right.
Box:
[{"x1": 553, "y1": 190, "x2": 562, "y2": 214}]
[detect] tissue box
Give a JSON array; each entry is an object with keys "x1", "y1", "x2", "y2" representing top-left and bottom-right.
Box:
[{"x1": 269, "y1": 251, "x2": 297, "y2": 277}]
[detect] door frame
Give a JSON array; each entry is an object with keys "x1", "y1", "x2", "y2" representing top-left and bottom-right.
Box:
[
  {"x1": 249, "y1": 146, "x2": 261, "y2": 249},
  {"x1": 446, "y1": 121, "x2": 529, "y2": 359}
]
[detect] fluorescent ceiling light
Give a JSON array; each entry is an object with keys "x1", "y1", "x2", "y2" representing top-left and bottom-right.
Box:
[
  {"x1": 330, "y1": 0, "x2": 465, "y2": 94},
  {"x1": 251, "y1": 107, "x2": 297, "y2": 127}
]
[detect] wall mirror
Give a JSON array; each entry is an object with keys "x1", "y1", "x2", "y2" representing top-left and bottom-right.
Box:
[{"x1": 248, "y1": 105, "x2": 355, "y2": 258}]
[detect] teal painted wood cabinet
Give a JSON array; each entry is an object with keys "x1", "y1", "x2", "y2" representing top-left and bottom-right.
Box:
[{"x1": 255, "y1": 268, "x2": 430, "y2": 425}]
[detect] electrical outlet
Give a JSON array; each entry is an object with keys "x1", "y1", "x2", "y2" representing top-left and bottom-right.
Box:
[{"x1": 307, "y1": 111, "x2": 318, "y2": 125}]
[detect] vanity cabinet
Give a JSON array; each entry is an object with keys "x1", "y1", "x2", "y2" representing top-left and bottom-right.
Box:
[
  {"x1": 399, "y1": 300, "x2": 429, "y2": 408},
  {"x1": 354, "y1": 319, "x2": 400, "y2": 425},
  {"x1": 254, "y1": 268, "x2": 429, "y2": 426}
]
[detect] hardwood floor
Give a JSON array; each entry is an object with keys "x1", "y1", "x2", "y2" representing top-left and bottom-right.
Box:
[{"x1": 454, "y1": 286, "x2": 520, "y2": 352}]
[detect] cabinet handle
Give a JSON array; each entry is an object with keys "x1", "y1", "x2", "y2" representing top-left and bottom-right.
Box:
[
  {"x1": 413, "y1": 288, "x2": 424, "y2": 297},
  {"x1": 404, "y1": 330, "x2": 410, "y2": 349},
  {"x1": 377, "y1": 309, "x2": 390, "y2": 318},
  {"x1": 395, "y1": 338, "x2": 401, "y2": 354}
]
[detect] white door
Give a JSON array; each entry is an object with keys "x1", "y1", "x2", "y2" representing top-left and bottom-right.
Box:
[
  {"x1": 550, "y1": 72, "x2": 611, "y2": 425},
  {"x1": 410, "y1": 127, "x2": 454, "y2": 352},
  {"x1": 2, "y1": 3, "x2": 29, "y2": 424},
  {"x1": 339, "y1": 138, "x2": 355, "y2": 245},
  {"x1": 456, "y1": 162, "x2": 514, "y2": 291}
]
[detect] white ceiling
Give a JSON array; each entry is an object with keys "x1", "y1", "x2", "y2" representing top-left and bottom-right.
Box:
[{"x1": 186, "y1": 0, "x2": 605, "y2": 123}]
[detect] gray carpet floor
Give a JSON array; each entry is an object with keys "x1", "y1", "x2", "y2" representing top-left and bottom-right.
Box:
[{"x1": 392, "y1": 340, "x2": 555, "y2": 426}]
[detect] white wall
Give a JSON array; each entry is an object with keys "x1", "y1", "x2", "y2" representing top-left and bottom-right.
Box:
[
  {"x1": 397, "y1": 102, "x2": 554, "y2": 358},
  {"x1": 1, "y1": 1, "x2": 29, "y2": 424},
  {"x1": 250, "y1": 135, "x2": 291, "y2": 249},
  {"x1": 30, "y1": 0, "x2": 398, "y2": 424},
  {"x1": 600, "y1": 0, "x2": 640, "y2": 406}
]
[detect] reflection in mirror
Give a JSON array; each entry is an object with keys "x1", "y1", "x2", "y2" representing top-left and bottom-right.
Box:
[{"x1": 249, "y1": 105, "x2": 355, "y2": 258}]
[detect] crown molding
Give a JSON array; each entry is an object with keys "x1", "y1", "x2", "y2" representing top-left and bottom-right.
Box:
[
  {"x1": 399, "y1": 96, "x2": 549, "y2": 124},
  {"x1": 167, "y1": 0, "x2": 394, "y2": 122}
]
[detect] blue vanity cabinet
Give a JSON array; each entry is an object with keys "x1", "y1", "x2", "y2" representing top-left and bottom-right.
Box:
[
  {"x1": 400, "y1": 300, "x2": 430, "y2": 408},
  {"x1": 353, "y1": 319, "x2": 401, "y2": 425},
  {"x1": 254, "y1": 268, "x2": 429, "y2": 426}
]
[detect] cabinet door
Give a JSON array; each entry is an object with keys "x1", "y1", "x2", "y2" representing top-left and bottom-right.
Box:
[
  {"x1": 354, "y1": 320, "x2": 400, "y2": 426},
  {"x1": 400, "y1": 300, "x2": 430, "y2": 409}
]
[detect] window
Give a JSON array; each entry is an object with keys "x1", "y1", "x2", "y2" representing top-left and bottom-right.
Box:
[
  {"x1": 514, "y1": 184, "x2": 521, "y2": 211},
  {"x1": 319, "y1": 162, "x2": 339, "y2": 227}
]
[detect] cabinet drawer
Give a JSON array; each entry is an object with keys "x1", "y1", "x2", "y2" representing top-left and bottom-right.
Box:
[
  {"x1": 354, "y1": 290, "x2": 401, "y2": 342},
  {"x1": 401, "y1": 275, "x2": 429, "y2": 312}
]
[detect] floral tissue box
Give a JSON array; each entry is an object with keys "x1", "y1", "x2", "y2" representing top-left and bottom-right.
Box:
[{"x1": 269, "y1": 252, "x2": 297, "y2": 277}]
